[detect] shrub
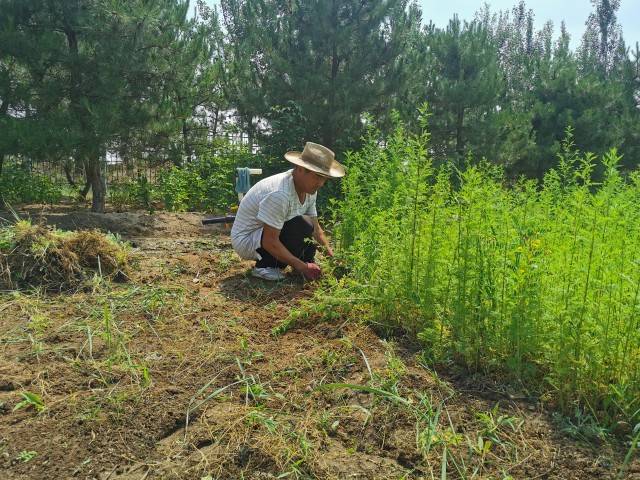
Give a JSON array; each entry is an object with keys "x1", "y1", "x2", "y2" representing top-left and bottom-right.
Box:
[
  {"x1": 157, "y1": 140, "x2": 260, "y2": 212},
  {"x1": 0, "y1": 163, "x2": 63, "y2": 206},
  {"x1": 333, "y1": 110, "x2": 640, "y2": 428},
  {"x1": 109, "y1": 175, "x2": 156, "y2": 211},
  {"x1": 157, "y1": 164, "x2": 205, "y2": 211}
]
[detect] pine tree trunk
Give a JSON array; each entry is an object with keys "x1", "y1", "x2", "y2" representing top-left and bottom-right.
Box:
[
  {"x1": 76, "y1": 160, "x2": 91, "y2": 200},
  {"x1": 0, "y1": 98, "x2": 7, "y2": 176},
  {"x1": 211, "y1": 107, "x2": 219, "y2": 137},
  {"x1": 63, "y1": 162, "x2": 78, "y2": 189},
  {"x1": 79, "y1": 180, "x2": 91, "y2": 201},
  {"x1": 86, "y1": 157, "x2": 106, "y2": 213},
  {"x1": 182, "y1": 119, "x2": 192, "y2": 162},
  {"x1": 324, "y1": 0, "x2": 339, "y2": 151},
  {"x1": 246, "y1": 116, "x2": 256, "y2": 149},
  {"x1": 455, "y1": 106, "x2": 465, "y2": 159}
]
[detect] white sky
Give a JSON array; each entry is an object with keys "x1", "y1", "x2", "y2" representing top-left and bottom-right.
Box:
[
  {"x1": 202, "y1": 0, "x2": 640, "y2": 52},
  {"x1": 418, "y1": 0, "x2": 640, "y2": 50}
]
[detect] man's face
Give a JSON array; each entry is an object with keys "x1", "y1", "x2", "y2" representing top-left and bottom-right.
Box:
[{"x1": 298, "y1": 167, "x2": 328, "y2": 194}]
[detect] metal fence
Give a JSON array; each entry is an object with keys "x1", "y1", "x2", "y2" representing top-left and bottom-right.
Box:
[{"x1": 9, "y1": 131, "x2": 260, "y2": 187}]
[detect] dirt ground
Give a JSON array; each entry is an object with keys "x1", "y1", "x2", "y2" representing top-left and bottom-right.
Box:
[{"x1": 0, "y1": 208, "x2": 637, "y2": 479}]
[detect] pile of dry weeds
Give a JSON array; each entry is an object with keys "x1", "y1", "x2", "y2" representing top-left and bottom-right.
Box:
[{"x1": 0, "y1": 220, "x2": 131, "y2": 291}]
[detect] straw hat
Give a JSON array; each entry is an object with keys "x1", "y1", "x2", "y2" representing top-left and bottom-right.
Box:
[{"x1": 285, "y1": 142, "x2": 345, "y2": 178}]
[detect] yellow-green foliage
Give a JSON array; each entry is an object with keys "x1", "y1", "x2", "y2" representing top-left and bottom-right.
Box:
[{"x1": 335, "y1": 113, "x2": 640, "y2": 428}]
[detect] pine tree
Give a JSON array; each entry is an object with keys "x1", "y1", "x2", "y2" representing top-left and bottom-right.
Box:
[
  {"x1": 0, "y1": 0, "x2": 205, "y2": 212},
  {"x1": 416, "y1": 16, "x2": 503, "y2": 164},
  {"x1": 218, "y1": 0, "x2": 422, "y2": 155}
]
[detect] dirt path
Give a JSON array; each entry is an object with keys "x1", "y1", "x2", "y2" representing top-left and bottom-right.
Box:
[{"x1": 0, "y1": 211, "x2": 635, "y2": 479}]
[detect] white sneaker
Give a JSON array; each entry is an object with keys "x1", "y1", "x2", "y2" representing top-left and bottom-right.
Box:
[{"x1": 251, "y1": 267, "x2": 286, "y2": 281}]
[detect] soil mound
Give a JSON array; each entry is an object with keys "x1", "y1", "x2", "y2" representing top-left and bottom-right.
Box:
[
  {"x1": 0, "y1": 220, "x2": 131, "y2": 291},
  {"x1": 0, "y1": 207, "x2": 212, "y2": 238}
]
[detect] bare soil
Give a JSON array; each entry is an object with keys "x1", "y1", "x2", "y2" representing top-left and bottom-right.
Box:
[{"x1": 0, "y1": 208, "x2": 637, "y2": 479}]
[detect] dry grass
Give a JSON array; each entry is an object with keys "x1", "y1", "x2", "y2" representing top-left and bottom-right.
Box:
[{"x1": 0, "y1": 220, "x2": 131, "y2": 291}]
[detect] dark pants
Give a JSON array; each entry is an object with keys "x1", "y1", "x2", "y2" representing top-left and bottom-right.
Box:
[{"x1": 256, "y1": 216, "x2": 316, "y2": 268}]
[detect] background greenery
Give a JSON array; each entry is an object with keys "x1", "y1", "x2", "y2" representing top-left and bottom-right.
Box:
[
  {"x1": 1, "y1": 0, "x2": 638, "y2": 212},
  {"x1": 0, "y1": 163, "x2": 63, "y2": 205}
]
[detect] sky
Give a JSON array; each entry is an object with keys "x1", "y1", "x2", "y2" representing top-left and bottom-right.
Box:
[
  {"x1": 417, "y1": 0, "x2": 640, "y2": 50},
  {"x1": 203, "y1": 0, "x2": 640, "y2": 52}
]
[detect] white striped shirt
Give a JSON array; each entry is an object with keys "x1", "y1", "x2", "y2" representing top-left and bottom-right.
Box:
[{"x1": 231, "y1": 169, "x2": 317, "y2": 260}]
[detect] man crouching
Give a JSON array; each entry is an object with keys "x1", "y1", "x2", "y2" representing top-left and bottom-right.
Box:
[{"x1": 230, "y1": 142, "x2": 345, "y2": 281}]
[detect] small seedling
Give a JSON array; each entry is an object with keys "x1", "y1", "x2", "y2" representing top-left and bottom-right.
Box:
[
  {"x1": 13, "y1": 391, "x2": 45, "y2": 413},
  {"x1": 137, "y1": 363, "x2": 152, "y2": 388},
  {"x1": 238, "y1": 337, "x2": 264, "y2": 365},
  {"x1": 200, "y1": 318, "x2": 216, "y2": 339},
  {"x1": 476, "y1": 404, "x2": 523, "y2": 445},
  {"x1": 321, "y1": 349, "x2": 339, "y2": 368},
  {"x1": 16, "y1": 450, "x2": 37, "y2": 462},
  {"x1": 27, "y1": 312, "x2": 49, "y2": 335},
  {"x1": 246, "y1": 410, "x2": 278, "y2": 434},
  {"x1": 468, "y1": 434, "x2": 493, "y2": 457},
  {"x1": 243, "y1": 382, "x2": 269, "y2": 403}
]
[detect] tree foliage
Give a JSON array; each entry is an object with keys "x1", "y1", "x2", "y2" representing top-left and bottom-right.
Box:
[
  {"x1": 0, "y1": 0, "x2": 220, "y2": 211},
  {"x1": 1, "y1": 0, "x2": 639, "y2": 211},
  {"x1": 218, "y1": 0, "x2": 422, "y2": 156}
]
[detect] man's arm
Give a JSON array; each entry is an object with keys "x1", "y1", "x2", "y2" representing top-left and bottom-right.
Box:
[
  {"x1": 309, "y1": 217, "x2": 333, "y2": 257},
  {"x1": 261, "y1": 224, "x2": 320, "y2": 278}
]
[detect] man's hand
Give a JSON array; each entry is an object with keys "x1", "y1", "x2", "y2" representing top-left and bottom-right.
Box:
[
  {"x1": 325, "y1": 246, "x2": 334, "y2": 257},
  {"x1": 301, "y1": 262, "x2": 322, "y2": 280}
]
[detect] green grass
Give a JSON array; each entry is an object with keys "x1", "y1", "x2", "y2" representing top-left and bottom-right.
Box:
[
  {"x1": 13, "y1": 391, "x2": 45, "y2": 413},
  {"x1": 333, "y1": 111, "x2": 640, "y2": 430}
]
